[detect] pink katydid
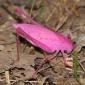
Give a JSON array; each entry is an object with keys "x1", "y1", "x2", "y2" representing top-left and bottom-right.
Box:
[{"x1": 13, "y1": 7, "x2": 74, "y2": 76}]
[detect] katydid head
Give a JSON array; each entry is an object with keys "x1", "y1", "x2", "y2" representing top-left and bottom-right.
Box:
[{"x1": 62, "y1": 37, "x2": 74, "y2": 54}]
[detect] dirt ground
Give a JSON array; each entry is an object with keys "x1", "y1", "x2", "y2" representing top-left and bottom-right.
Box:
[{"x1": 0, "y1": 0, "x2": 85, "y2": 85}]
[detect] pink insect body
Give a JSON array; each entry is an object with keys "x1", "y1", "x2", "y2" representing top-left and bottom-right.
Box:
[
  {"x1": 13, "y1": 7, "x2": 74, "y2": 76},
  {"x1": 13, "y1": 23, "x2": 74, "y2": 54}
]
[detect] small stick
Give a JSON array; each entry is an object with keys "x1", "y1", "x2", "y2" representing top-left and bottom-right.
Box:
[
  {"x1": 25, "y1": 80, "x2": 41, "y2": 83},
  {"x1": 0, "y1": 42, "x2": 16, "y2": 45},
  {"x1": 37, "y1": 65, "x2": 51, "y2": 73}
]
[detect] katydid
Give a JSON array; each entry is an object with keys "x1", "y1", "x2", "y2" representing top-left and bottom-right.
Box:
[{"x1": 13, "y1": 7, "x2": 74, "y2": 76}]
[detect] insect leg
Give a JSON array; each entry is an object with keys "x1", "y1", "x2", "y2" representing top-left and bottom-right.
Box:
[
  {"x1": 15, "y1": 32, "x2": 20, "y2": 61},
  {"x1": 62, "y1": 53, "x2": 73, "y2": 70},
  {"x1": 32, "y1": 51, "x2": 57, "y2": 77},
  {"x1": 43, "y1": 51, "x2": 58, "y2": 62}
]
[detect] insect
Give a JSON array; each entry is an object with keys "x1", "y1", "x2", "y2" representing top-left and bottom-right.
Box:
[{"x1": 13, "y1": 7, "x2": 74, "y2": 76}]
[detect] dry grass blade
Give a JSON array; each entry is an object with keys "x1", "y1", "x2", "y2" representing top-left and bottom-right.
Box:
[
  {"x1": 45, "y1": 7, "x2": 56, "y2": 23},
  {"x1": 5, "y1": 71, "x2": 10, "y2": 85},
  {"x1": 41, "y1": 76, "x2": 50, "y2": 85},
  {"x1": 30, "y1": 0, "x2": 36, "y2": 16},
  {"x1": 78, "y1": 61, "x2": 85, "y2": 73},
  {"x1": 55, "y1": 15, "x2": 69, "y2": 31},
  {"x1": 70, "y1": 2, "x2": 80, "y2": 16}
]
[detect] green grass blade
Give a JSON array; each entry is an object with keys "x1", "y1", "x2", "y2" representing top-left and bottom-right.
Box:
[{"x1": 73, "y1": 51, "x2": 83, "y2": 85}]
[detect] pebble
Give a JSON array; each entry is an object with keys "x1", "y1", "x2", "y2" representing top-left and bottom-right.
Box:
[{"x1": 0, "y1": 45, "x2": 5, "y2": 51}]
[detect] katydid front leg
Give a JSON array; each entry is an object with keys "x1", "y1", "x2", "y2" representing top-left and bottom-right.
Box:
[
  {"x1": 16, "y1": 33, "x2": 20, "y2": 61},
  {"x1": 62, "y1": 53, "x2": 73, "y2": 70}
]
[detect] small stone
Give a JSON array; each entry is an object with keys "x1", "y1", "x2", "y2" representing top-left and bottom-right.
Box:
[
  {"x1": 0, "y1": 45, "x2": 5, "y2": 51},
  {"x1": 0, "y1": 29, "x2": 4, "y2": 32}
]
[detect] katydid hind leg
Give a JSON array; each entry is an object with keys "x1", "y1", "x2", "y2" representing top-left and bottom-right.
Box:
[{"x1": 32, "y1": 52, "x2": 57, "y2": 77}]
